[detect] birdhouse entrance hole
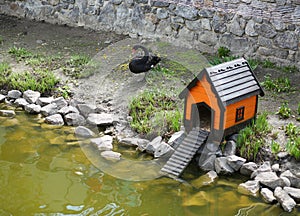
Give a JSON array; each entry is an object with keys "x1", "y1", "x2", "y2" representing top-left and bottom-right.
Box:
[{"x1": 191, "y1": 103, "x2": 213, "y2": 132}]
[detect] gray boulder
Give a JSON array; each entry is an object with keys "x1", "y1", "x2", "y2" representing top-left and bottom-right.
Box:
[
  {"x1": 51, "y1": 97, "x2": 68, "y2": 109},
  {"x1": 280, "y1": 170, "x2": 300, "y2": 188},
  {"x1": 154, "y1": 142, "x2": 174, "y2": 158},
  {"x1": 226, "y1": 155, "x2": 246, "y2": 171},
  {"x1": 7, "y1": 90, "x2": 22, "y2": 99},
  {"x1": 284, "y1": 187, "x2": 300, "y2": 202},
  {"x1": 24, "y1": 104, "x2": 41, "y2": 114},
  {"x1": 77, "y1": 103, "x2": 97, "y2": 117},
  {"x1": 240, "y1": 162, "x2": 258, "y2": 176},
  {"x1": 58, "y1": 105, "x2": 79, "y2": 115},
  {"x1": 64, "y1": 113, "x2": 86, "y2": 126},
  {"x1": 191, "y1": 170, "x2": 218, "y2": 189},
  {"x1": 274, "y1": 187, "x2": 296, "y2": 212},
  {"x1": 41, "y1": 103, "x2": 59, "y2": 116},
  {"x1": 260, "y1": 188, "x2": 276, "y2": 203},
  {"x1": 255, "y1": 171, "x2": 285, "y2": 189},
  {"x1": 238, "y1": 180, "x2": 260, "y2": 196},
  {"x1": 145, "y1": 136, "x2": 162, "y2": 155},
  {"x1": 118, "y1": 137, "x2": 149, "y2": 147},
  {"x1": 101, "y1": 150, "x2": 121, "y2": 161},
  {"x1": 251, "y1": 161, "x2": 272, "y2": 178},
  {"x1": 215, "y1": 157, "x2": 234, "y2": 175},
  {"x1": 14, "y1": 98, "x2": 29, "y2": 107},
  {"x1": 223, "y1": 140, "x2": 237, "y2": 156},
  {"x1": 45, "y1": 114, "x2": 64, "y2": 125},
  {"x1": 0, "y1": 94, "x2": 6, "y2": 103},
  {"x1": 75, "y1": 126, "x2": 95, "y2": 138},
  {"x1": 0, "y1": 110, "x2": 15, "y2": 117},
  {"x1": 168, "y1": 130, "x2": 185, "y2": 145},
  {"x1": 137, "y1": 139, "x2": 150, "y2": 152},
  {"x1": 23, "y1": 90, "x2": 40, "y2": 104},
  {"x1": 86, "y1": 113, "x2": 114, "y2": 126},
  {"x1": 91, "y1": 135, "x2": 113, "y2": 151},
  {"x1": 36, "y1": 97, "x2": 54, "y2": 106}
]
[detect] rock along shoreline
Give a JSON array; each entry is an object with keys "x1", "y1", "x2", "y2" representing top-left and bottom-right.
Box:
[{"x1": 0, "y1": 89, "x2": 300, "y2": 213}]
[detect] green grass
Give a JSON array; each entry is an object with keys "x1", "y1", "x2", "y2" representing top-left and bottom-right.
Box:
[
  {"x1": 0, "y1": 62, "x2": 12, "y2": 87},
  {"x1": 236, "y1": 112, "x2": 271, "y2": 161},
  {"x1": 9, "y1": 69, "x2": 59, "y2": 93},
  {"x1": 284, "y1": 122, "x2": 300, "y2": 160},
  {"x1": 8, "y1": 46, "x2": 33, "y2": 60},
  {"x1": 128, "y1": 89, "x2": 182, "y2": 138},
  {"x1": 262, "y1": 75, "x2": 293, "y2": 93},
  {"x1": 63, "y1": 54, "x2": 91, "y2": 78},
  {"x1": 276, "y1": 102, "x2": 291, "y2": 119}
]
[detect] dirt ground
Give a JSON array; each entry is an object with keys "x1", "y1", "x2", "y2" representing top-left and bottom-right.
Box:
[{"x1": 0, "y1": 14, "x2": 299, "y2": 162}]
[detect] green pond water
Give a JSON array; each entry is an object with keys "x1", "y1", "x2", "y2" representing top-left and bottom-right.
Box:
[{"x1": 0, "y1": 105, "x2": 293, "y2": 216}]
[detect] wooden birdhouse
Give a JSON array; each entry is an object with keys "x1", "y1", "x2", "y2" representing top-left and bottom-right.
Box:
[{"x1": 179, "y1": 58, "x2": 264, "y2": 141}]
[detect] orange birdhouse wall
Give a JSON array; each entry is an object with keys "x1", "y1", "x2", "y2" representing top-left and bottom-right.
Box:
[{"x1": 224, "y1": 95, "x2": 257, "y2": 129}]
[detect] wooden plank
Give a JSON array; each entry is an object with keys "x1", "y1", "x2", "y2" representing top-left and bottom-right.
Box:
[
  {"x1": 220, "y1": 86, "x2": 260, "y2": 102},
  {"x1": 215, "y1": 76, "x2": 255, "y2": 92},
  {"x1": 210, "y1": 66, "x2": 249, "y2": 82},
  {"x1": 218, "y1": 81, "x2": 259, "y2": 97},
  {"x1": 213, "y1": 71, "x2": 252, "y2": 87}
]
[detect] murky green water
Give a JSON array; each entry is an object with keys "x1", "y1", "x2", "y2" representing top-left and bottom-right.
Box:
[{"x1": 0, "y1": 105, "x2": 293, "y2": 215}]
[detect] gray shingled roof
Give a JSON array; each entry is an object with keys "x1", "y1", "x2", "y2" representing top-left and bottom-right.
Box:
[
  {"x1": 179, "y1": 58, "x2": 264, "y2": 106},
  {"x1": 206, "y1": 58, "x2": 264, "y2": 105}
]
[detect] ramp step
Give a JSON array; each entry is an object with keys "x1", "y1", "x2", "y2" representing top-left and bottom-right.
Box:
[{"x1": 160, "y1": 130, "x2": 209, "y2": 177}]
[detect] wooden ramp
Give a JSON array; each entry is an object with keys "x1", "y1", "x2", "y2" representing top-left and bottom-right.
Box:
[{"x1": 160, "y1": 129, "x2": 209, "y2": 177}]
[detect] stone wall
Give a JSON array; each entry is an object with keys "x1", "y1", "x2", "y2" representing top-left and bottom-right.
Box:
[{"x1": 0, "y1": 0, "x2": 299, "y2": 68}]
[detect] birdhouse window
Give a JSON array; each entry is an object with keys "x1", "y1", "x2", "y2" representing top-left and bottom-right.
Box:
[{"x1": 235, "y1": 106, "x2": 245, "y2": 122}]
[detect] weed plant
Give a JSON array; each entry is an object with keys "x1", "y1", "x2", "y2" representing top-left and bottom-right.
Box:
[
  {"x1": 128, "y1": 89, "x2": 182, "y2": 138},
  {"x1": 0, "y1": 62, "x2": 12, "y2": 87},
  {"x1": 284, "y1": 123, "x2": 300, "y2": 160},
  {"x1": 236, "y1": 112, "x2": 271, "y2": 161},
  {"x1": 276, "y1": 102, "x2": 291, "y2": 119},
  {"x1": 271, "y1": 140, "x2": 281, "y2": 154},
  {"x1": 262, "y1": 75, "x2": 293, "y2": 93},
  {"x1": 8, "y1": 46, "x2": 33, "y2": 60},
  {"x1": 7, "y1": 69, "x2": 59, "y2": 93},
  {"x1": 64, "y1": 54, "x2": 91, "y2": 78}
]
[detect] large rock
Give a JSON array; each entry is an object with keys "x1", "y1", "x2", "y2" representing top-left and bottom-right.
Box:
[
  {"x1": 24, "y1": 104, "x2": 41, "y2": 114},
  {"x1": 41, "y1": 103, "x2": 59, "y2": 116},
  {"x1": 238, "y1": 180, "x2": 260, "y2": 196},
  {"x1": 223, "y1": 140, "x2": 237, "y2": 156},
  {"x1": 58, "y1": 105, "x2": 79, "y2": 115},
  {"x1": 0, "y1": 110, "x2": 15, "y2": 117},
  {"x1": 191, "y1": 170, "x2": 218, "y2": 189},
  {"x1": 260, "y1": 188, "x2": 276, "y2": 203},
  {"x1": 91, "y1": 135, "x2": 113, "y2": 151},
  {"x1": 215, "y1": 157, "x2": 234, "y2": 175},
  {"x1": 240, "y1": 162, "x2": 258, "y2": 176},
  {"x1": 118, "y1": 137, "x2": 149, "y2": 147},
  {"x1": 75, "y1": 126, "x2": 95, "y2": 138},
  {"x1": 154, "y1": 142, "x2": 174, "y2": 158},
  {"x1": 0, "y1": 94, "x2": 6, "y2": 103},
  {"x1": 51, "y1": 97, "x2": 68, "y2": 109},
  {"x1": 284, "y1": 187, "x2": 300, "y2": 202},
  {"x1": 145, "y1": 136, "x2": 162, "y2": 155},
  {"x1": 23, "y1": 90, "x2": 40, "y2": 104},
  {"x1": 7, "y1": 90, "x2": 22, "y2": 99},
  {"x1": 175, "y1": 5, "x2": 198, "y2": 20},
  {"x1": 86, "y1": 113, "x2": 114, "y2": 126},
  {"x1": 251, "y1": 161, "x2": 272, "y2": 178},
  {"x1": 255, "y1": 172, "x2": 285, "y2": 189},
  {"x1": 77, "y1": 103, "x2": 97, "y2": 117},
  {"x1": 45, "y1": 114, "x2": 64, "y2": 125},
  {"x1": 64, "y1": 113, "x2": 86, "y2": 126},
  {"x1": 36, "y1": 97, "x2": 54, "y2": 106},
  {"x1": 280, "y1": 170, "x2": 300, "y2": 188},
  {"x1": 101, "y1": 150, "x2": 121, "y2": 161},
  {"x1": 14, "y1": 98, "x2": 29, "y2": 107},
  {"x1": 274, "y1": 187, "x2": 296, "y2": 212},
  {"x1": 226, "y1": 155, "x2": 246, "y2": 171}
]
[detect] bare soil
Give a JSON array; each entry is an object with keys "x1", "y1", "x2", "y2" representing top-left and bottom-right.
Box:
[{"x1": 0, "y1": 14, "x2": 299, "y2": 167}]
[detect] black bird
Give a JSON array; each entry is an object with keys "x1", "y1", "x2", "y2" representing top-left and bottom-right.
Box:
[{"x1": 129, "y1": 45, "x2": 161, "y2": 74}]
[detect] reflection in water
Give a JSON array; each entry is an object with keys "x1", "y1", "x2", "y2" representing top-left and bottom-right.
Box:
[{"x1": 0, "y1": 107, "x2": 293, "y2": 215}]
